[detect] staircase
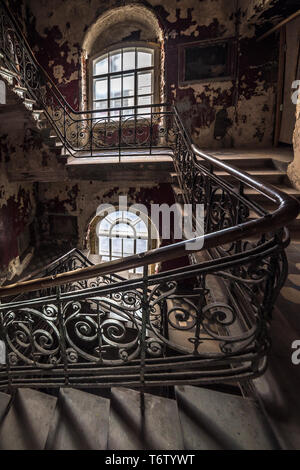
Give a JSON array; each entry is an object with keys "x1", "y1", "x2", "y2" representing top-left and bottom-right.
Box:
[
  {"x1": 1, "y1": 0, "x2": 300, "y2": 451},
  {"x1": 0, "y1": 64, "x2": 63, "y2": 160},
  {"x1": 0, "y1": 385, "x2": 279, "y2": 450},
  {"x1": 171, "y1": 148, "x2": 300, "y2": 235}
]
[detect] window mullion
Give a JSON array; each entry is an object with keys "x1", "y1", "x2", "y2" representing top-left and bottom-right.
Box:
[{"x1": 109, "y1": 237, "x2": 112, "y2": 261}]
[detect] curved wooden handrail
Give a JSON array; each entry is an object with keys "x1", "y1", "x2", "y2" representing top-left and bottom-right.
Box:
[{"x1": 0, "y1": 145, "x2": 298, "y2": 298}]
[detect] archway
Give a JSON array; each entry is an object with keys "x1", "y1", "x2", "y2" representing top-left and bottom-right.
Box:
[
  {"x1": 81, "y1": 4, "x2": 165, "y2": 111},
  {"x1": 86, "y1": 206, "x2": 160, "y2": 277}
]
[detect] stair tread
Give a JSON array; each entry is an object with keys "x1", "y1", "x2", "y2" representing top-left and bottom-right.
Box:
[
  {"x1": 0, "y1": 388, "x2": 57, "y2": 450},
  {"x1": 0, "y1": 66, "x2": 18, "y2": 77},
  {"x1": 46, "y1": 388, "x2": 110, "y2": 450},
  {"x1": 108, "y1": 387, "x2": 184, "y2": 450},
  {"x1": 13, "y1": 85, "x2": 27, "y2": 91},
  {"x1": 245, "y1": 186, "x2": 300, "y2": 195},
  {"x1": 175, "y1": 385, "x2": 279, "y2": 450},
  {"x1": 0, "y1": 392, "x2": 10, "y2": 423}
]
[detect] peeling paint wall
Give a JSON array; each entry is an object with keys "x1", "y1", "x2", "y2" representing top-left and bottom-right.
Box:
[
  {"x1": 38, "y1": 180, "x2": 177, "y2": 246},
  {"x1": 288, "y1": 101, "x2": 300, "y2": 190},
  {"x1": 240, "y1": 0, "x2": 277, "y2": 24},
  {"x1": 0, "y1": 142, "x2": 36, "y2": 283},
  {"x1": 23, "y1": 0, "x2": 280, "y2": 149},
  {"x1": 37, "y1": 180, "x2": 189, "y2": 270},
  {"x1": 0, "y1": 84, "x2": 66, "y2": 283}
]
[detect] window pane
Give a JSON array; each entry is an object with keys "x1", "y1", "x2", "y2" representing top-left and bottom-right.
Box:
[
  {"x1": 122, "y1": 97, "x2": 134, "y2": 115},
  {"x1": 112, "y1": 223, "x2": 134, "y2": 237},
  {"x1": 137, "y1": 50, "x2": 153, "y2": 69},
  {"x1": 138, "y1": 72, "x2": 152, "y2": 95},
  {"x1": 94, "y1": 78, "x2": 108, "y2": 100},
  {"x1": 123, "y1": 74, "x2": 134, "y2": 97},
  {"x1": 137, "y1": 95, "x2": 152, "y2": 114},
  {"x1": 123, "y1": 49, "x2": 136, "y2": 71},
  {"x1": 94, "y1": 55, "x2": 108, "y2": 75},
  {"x1": 110, "y1": 99, "x2": 122, "y2": 117},
  {"x1": 112, "y1": 237, "x2": 122, "y2": 255},
  {"x1": 95, "y1": 100, "x2": 108, "y2": 110},
  {"x1": 94, "y1": 100, "x2": 108, "y2": 118},
  {"x1": 110, "y1": 51, "x2": 121, "y2": 72},
  {"x1": 110, "y1": 76, "x2": 122, "y2": 98},
  {"x1": 123, "y1": 238, "x2": 134, "y2": 256},
  {"x1": 109, "y1": 211, "x2": 121, "y2": 221},
  {"x1": 136, "y1": 266, "x2": 143, "y2": 274},
  {"x1": 135, "y1": 220, "x2": 147, "y2": 235},
  {"x1": 99, "y1": 217, "x2": 110, "y2": 231},
  {"x1": 99, "y1": 236, "x2": 109, "y2": 255},
  {"x1": 126, "y1": 212, "x2": 139, "y2": 221},
  {"x1": 136, "y1": 239, "x2": 147, "y2": 254}
]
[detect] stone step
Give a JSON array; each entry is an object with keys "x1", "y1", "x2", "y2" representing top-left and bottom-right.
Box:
[
  {"x1": 32, "y1": 109, "x2": 44, "y2": 121},
  {"x1": 24, "y1": 98, "x2": 36, "y2": 111},
  {"x1": 0, "y1": 392, "x2": 10, "y2": 423},
  {"x1": 108, "y1": 387, "x2": 184, "y2": 450},
  {"x1": 0, "y1": 388, "x2": 57, "y2": 450},
  {"x1": 13, "y1": 85, "x2": 27, "y2": 98},
  {"x1": 171, "y1": 169, "x2": 288, "y2": 186},
  {"x1": 0, "y1": 66, "x2": 18, "y2": 85},
  {"x1": 175, "y1": 385, "x2": 279, "y2": 450},
  {"x1": 198, "y1": 153, "x2": 276, "y2": 170},
  {"x1": 215, "y1": 169, "x2": 287, "y2": 185},
  {"x1": 45, "y1": 388, "x2": 110, "y2": 450}
]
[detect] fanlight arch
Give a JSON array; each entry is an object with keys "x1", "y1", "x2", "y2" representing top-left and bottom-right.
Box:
[{"x1": 86, "y1": 208, "x2": 160, "y2": 276}]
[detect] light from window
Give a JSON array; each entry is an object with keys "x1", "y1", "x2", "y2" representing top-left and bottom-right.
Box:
[
  {"x1": 98, "y1": 210, "x2": 148, "y2": 274},
  {"x1": 0, "y1": 81, "x2": 6, "y2": 105},
  {"x1": 93, "y1": 47, "x2": 154, "y2": 118}
]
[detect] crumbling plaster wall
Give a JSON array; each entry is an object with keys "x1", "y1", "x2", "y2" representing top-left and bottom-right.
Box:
[
  {"x1": 288, "y1": 101, "x2": 300, "y2": 190},
  {"x1": 37, "y1": 180, "x2": 189, "y2": 271},
  {"x1": 23, "y1": 0, "x2": 279, "y2": 149},
  {"x1": 0, "y1": 84, "x2": 66, "y2": 283},
  {"x1": 0, "y1": 137, "x2": 36, "y2": 284},
  {"x1": 240, "y1": 0, "x2": 277, "y2": 23},
  {"x1": 38, "y1": 180, "x2": 177, "y2": 247}
]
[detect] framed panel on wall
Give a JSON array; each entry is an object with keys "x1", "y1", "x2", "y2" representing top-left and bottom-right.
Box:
[{"x1": 178, "y1": 38, "x2": 235, "y2": 85}]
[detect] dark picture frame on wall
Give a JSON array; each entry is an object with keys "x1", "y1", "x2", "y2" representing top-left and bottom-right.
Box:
[{"x1": 178, "y1": 38, "x2": 236, "y2": 85}]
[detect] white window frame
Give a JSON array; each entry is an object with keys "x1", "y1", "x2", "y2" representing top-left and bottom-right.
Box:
[
  {"x1": 98, "y1": 211, "x2": 149, "y2": 274},
  {"x1": 90, "y1": 43, "x2": 160, "y2": 118}
]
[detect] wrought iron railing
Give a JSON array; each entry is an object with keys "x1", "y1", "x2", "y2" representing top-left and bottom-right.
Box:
[
  {"x1": 0, "y1": 0, "x2": 299, "y2": 390},
  {"x1": 0, "y1": 144, "x2": 298, "y2": 389}
]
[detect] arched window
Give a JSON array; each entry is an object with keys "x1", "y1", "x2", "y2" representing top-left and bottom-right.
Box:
[
  {"x1": 98, "y1": 210, "x2": 149, "y2": 274},
  {"x1": 92, "y1": 47, "x2": 154, "y2": 118}
]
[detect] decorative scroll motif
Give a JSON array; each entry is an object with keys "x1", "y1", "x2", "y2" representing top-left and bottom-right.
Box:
[
  {"x1": 0, "y1": 246, "x2": 285, "y2": 376},
  {"x1": 7, "y1": 249, "x2": 124, "y2": 304}
]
